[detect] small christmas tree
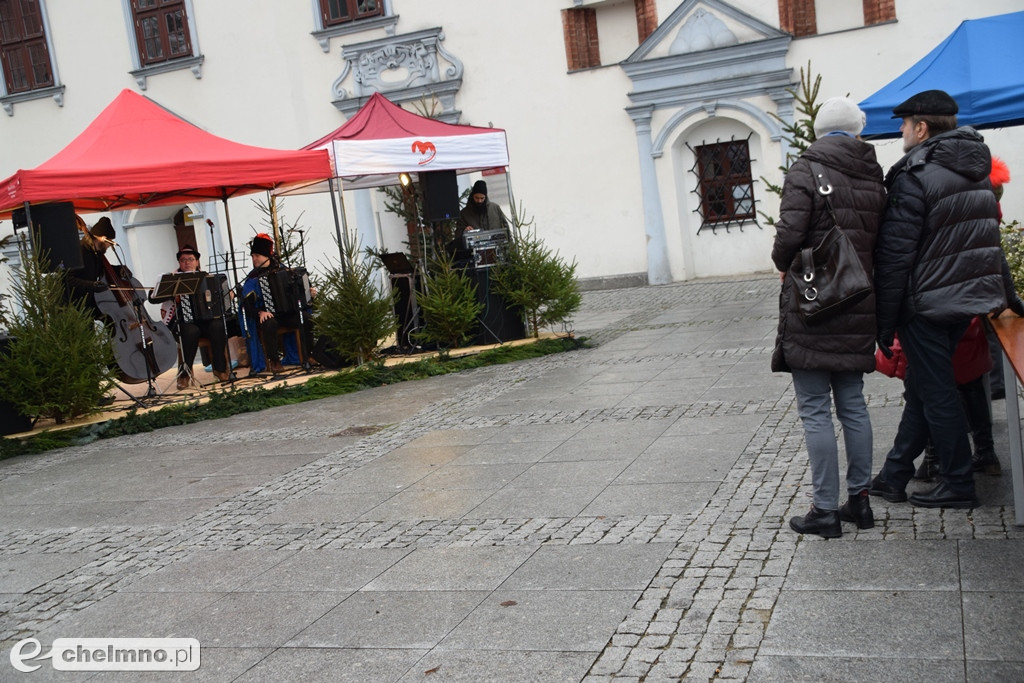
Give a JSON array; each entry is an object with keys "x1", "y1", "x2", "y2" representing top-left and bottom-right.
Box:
[
  {"x1": 759, "y1": 61, "x2": 822, "y2": 226},
  {"x1": 414, "y1": 249, "x2": 483, "y2": 355},
  {"x1": 0, "y1": 238, "x2": 114, "y2": 424}
]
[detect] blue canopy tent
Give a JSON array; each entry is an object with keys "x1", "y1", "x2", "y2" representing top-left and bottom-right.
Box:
[{"x1": 859, "y1": 11, "x2": 1024, "y2": 139}]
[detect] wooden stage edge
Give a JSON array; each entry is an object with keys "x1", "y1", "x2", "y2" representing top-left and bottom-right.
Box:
[
  {"x1": 7, "y1": 333, "x2": 559, "y2": 440},
  {"x1": 989, "y1": 313, "x2": 1024, "y2": 526}
]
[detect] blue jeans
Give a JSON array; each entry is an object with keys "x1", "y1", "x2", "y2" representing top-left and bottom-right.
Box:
[
  {"x1": 879, "y1": 316, "x2": 975, "y2": 495},
  {"x1": 791, "y1": 369, "x2": 873, "y2": 511}
]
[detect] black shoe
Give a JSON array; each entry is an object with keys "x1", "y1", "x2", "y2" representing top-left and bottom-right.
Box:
[
  {"x1": 972, "y1": 452, "x2": 1002, "y2": 476},
  {"x1": 991, "y1": 387, "x2": 1005, "y2": 401},
  {"x1": 869, "y1": 473, "x2": 907, "y2": 503},
  {"x1": 789, "y1": 505, "x2": 842, "y2": 538},
  {"x1": 908, "y1": 482, "x2": 978, "y2": 509},
  {"x1": 838, "y1": 492, "x2": 875, "y2": 529}
]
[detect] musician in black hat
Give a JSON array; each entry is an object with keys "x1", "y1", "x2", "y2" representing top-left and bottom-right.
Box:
[
  {"x1": 240, "y1": 234, "x2": 304, "y2": 376},
  {"x1": 152, "y1": 245, "x2": 231, "y2": 389},
  {"x1": 64, "y1": 216, "x2": 117, "y2": 319}
]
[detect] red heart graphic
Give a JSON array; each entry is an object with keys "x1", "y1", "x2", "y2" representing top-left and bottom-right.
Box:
[{"x1": 411, "y1": 140, "x2": 436, "y2": 165}]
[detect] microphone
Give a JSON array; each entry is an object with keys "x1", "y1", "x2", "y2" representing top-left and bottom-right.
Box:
[
  {"x1": 207, "y1": 219, "x2": 214, "y2": 228},
  {"x1": 101, "y1": 237, "x2": 118, "y2": 247}
]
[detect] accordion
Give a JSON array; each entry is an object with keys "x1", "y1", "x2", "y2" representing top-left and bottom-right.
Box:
[
  {"x1": 256, "y1": 268, "x2": 311, "y2": 317},
  {"x1": 176, "y1": 274, "x2": 231, "y2": 323}
]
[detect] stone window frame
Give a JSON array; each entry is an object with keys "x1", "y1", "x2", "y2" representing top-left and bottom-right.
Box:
[
  {"x1": 122, "y1": 0, "x2": 203, "y2": 91},
  {"x1": 311, "y1": 0, "x2": 397, "y2": 53},
  {"x1": 0, "y1": 0, "x2": 64, "y2": 116}
]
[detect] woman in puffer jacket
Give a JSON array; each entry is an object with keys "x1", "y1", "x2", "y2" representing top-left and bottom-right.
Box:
[{"x1": 770, "y1": 97, "x2": 886, "y2": 538}]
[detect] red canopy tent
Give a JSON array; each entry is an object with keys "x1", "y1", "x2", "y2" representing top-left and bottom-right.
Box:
[
  {"x1": 0, "y1": 89, "x2": 332, "y2": 278},
  {"x1": 0, "y1": 89, "x2": 332, "y2": 213},
  {"x1": 282, "y1": 91, "x2": 509, "y2": 194},
  {"x1": 276, "y1": 92, "x2": 510, "y2": 258}
]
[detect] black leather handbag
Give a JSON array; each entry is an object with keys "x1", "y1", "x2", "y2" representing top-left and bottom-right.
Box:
[{"x1": 786, "y1": 162, "x2": 872, "y2": 325}]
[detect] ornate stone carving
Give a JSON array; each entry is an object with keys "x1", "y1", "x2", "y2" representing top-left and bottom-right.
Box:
[
  {"x1": 670, "y1": 8, "x2": 737, "y2": 54},
  {"x1": 332, "y1": 27, "x2": 463, "y2": 110}
]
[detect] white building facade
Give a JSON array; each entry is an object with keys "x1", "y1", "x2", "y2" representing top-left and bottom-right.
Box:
[{"x1": 1, "y1": 0, "x2": 1022, "y2": 300}]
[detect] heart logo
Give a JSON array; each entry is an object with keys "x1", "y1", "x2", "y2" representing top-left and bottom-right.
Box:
[{"x1": 411, "y1": 140, "x2": 436, "y2": 165}]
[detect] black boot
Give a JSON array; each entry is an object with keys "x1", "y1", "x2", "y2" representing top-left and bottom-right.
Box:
[
  {"x1": 913, "y1": 444, "x2": 940, "y2": 482},
  {"x1": 960, "y1": 376, "x2": 1001, "y2": 476},
  {"x1": 839, "y1": 490, "x2": 874, "y2": 529},
  {"x1": 869, "y1": 473, "x2": 907, "y2": 503},
  {"x1": 789, "y1": 505, "x2": 842, "y2": 538},
  {"x1": 972, "y1": 449, "x2": 1002, "y2": 475}
]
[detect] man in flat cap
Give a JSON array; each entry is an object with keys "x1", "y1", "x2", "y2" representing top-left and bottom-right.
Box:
[{"x1": 870, "y1": 89, "x2": 1006, "y2": 509}]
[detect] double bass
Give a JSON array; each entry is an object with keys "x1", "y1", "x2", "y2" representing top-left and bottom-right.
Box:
[{"x1": 94, "y1": 256, "x2": 177, "y2": 384}]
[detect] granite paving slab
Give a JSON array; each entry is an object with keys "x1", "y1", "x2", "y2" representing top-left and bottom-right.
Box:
[{"x1": 3, "y1": 277, "x2": 1023, "y2": 683}]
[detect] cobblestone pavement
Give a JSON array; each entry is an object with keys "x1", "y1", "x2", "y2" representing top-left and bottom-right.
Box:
[{"x1": 1, "y1": 276, "x2": 1022, "y2": 682}]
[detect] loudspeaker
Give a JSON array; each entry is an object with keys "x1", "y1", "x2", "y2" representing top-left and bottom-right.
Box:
[
  {"x1": 0, "y1": 336, "x2": 33, "y2": 435},
  {"x1": 390, "y1": 273, "x2": 418, "y2": 349},
  {"x1": 419, "y1": 170, "x2": 460, "y2": 222},
  {"x1": 468, "y1": 268, "x2": 526, "y2": 345},
  {"x1": 312, "y1": 336, "x2": 347, "y2": 369},
  {"x1": 14, "y1": 202, "x2": 83, "y2": 272}
]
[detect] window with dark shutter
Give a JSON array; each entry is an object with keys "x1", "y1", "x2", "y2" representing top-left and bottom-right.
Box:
[
  {"x1": 319, "y1": 0, "x2": 383, "y2": 28},
  {"x1": 130, "y1": 0, "x2": 191, "y2": 67},
  {"x1": 0, "y1": 0, "x2": 53, "y2": 94}
]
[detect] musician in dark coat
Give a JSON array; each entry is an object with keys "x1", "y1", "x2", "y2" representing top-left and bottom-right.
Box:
[
  {"x1": 454, "y1": 180, "x2": 510, "y2": 245},
  {"x1": 64, "y1": 217, "x2": 115, "y2": 319},
  {"x1": 241, "y1": 234, "x2": 305, "y2": 376},
  {"x1": 151, "y1": 245, "x2": 230, "y2": 388}
]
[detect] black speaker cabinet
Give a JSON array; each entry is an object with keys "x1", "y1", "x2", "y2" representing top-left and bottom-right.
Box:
[
  {"x1": 390, "y1": 273, "x2": 418, "y2": 349},
  {"x1": 419, "y1": 170, "x2": 460, "y2": 222},
  {"x1": 14, "y1": 202, "x2": 83, "y2": 272},
  {"x1": 468, "y1": 268, "x2": 526, "y2": 345},
  {"x1": 312, "y1": 336, "x2": 347, "y2": 369}
]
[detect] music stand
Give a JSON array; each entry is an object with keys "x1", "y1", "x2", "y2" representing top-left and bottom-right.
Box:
[{"x1": 151, "y1": 272, "x2": 205, "y2": 302}]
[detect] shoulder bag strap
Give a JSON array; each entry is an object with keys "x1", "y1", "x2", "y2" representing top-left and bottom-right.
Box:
[{"x1": 807, "y1": 161, "x2": 840, "y2": 227}]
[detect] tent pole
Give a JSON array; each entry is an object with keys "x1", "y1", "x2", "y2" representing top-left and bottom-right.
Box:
[
  {"x1": 327, "y1": 177, "x2": 346, "y2": 265},
  {"x1": 222, "y1": 197, "x2": 239, "y2": 285}
]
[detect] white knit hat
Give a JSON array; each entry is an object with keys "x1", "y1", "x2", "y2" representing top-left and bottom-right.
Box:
[{"x1": 813, "y1": 97, "x2": 866, "y2": 138}]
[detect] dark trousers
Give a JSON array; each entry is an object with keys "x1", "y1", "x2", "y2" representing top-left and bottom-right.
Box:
[
  {"x1": 177, "y1": 319, "x2": 228, "y2": 374},
  {"x1": 880, "y1": 316, "x2": 975, "y2": 495},
  {"x1": 257, "y1": 311, "x2": 302, "y2": 362}
]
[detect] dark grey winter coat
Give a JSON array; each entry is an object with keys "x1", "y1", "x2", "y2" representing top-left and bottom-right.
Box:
[
  {"x1": 771, "y1": 135, "x2": 886, "y2": 373},
  {"x1": 874, "y1": 126, "x2": 1005, "y2": 340}
]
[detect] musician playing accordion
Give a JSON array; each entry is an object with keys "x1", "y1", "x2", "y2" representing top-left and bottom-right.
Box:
[
  {"x1": 240, "y1": 234, "x2": 310, "y2": 376},
  {"x1": 150, "y1": 245, "x2": 231, "y2": 389}
]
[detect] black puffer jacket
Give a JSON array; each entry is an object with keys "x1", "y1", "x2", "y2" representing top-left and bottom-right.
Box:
[
  {"x1": 771, "y1": 135, "x2": 885, "y2": 373},
  {"x1": 875, "y1": 127, "x2": 1004, "y2": 339}
]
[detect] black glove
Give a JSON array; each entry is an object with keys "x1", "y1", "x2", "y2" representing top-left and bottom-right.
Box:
[
  {"x1": 91, "y1": 280, "x2": 109, "y2": 293},
  {"x1": 117, "y1": 265, "x2": 131, "y2": 280},
  {"x1": 1011, "y1": 298, "x2": 1024, "y2": 317},
  {"x1": 877, "y1": 331, "x2": 894, "y2": 359}
]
